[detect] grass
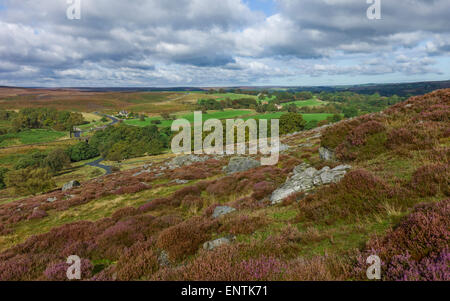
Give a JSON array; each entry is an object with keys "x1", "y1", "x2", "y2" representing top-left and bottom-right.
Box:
[
  {"x1": 0, "y1": 129, "x2": 68, "y2": 147},
  {"x1": 248, "y1": 113, "x2": 334, "y2": 122},
  {"x1": 282, "y1": 97, "x2": 326, "y2": 107},
  {"x1": 124, "y1": 110, "x2": 253, "y2": 128}
]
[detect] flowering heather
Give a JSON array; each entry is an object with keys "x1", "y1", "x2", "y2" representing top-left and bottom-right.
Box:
[
  {"x1": 156, "y1": 217, "x2": 219, "y2": 261},
  {"x1": 385, "y1": 249, "x2": 449, "y2": 281},
  {"x1": 238, "y1": 256, "x2": 287, "y2": 281},
  {"x1": 410, "y1": 164, "x2": 449, "y2": 197},
  {"x1": 347, "y1": 121, "x2": 386, "y2": 146},
  {"x1": 115, "y1": 241, "x2": 158, "y2": 281},
  {"x1": 219, "y1": 215, "x2": 268, "y2": 235},
  {"x1": 355, "y1": 199, "x2": 450, "y2": 281},
  {"x1": 43, "y1": 259, "x2": 93, "y2": 281},
  {"x1": 251, "y1": 181, "x2": 275, "y2": 200}
]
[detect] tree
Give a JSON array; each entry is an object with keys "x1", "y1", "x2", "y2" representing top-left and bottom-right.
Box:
[
  {"x1": 67, "y1": 142, "x2": 99, "y2": 162},
  {"x1": 279, "y1": 113, "x2": 307, "y2": 135},
  {"x1": 5, "y1": 168, "x2": 55, "y2": 195},
  {"x1": 287, "y1": 104, "x2": 298, "y2": 113},
  {"x1": 43, "y1": 148, "x2": 71, "y2": 173},
  {"x1": 343, "y1": 106, "x2": 359, "y2": 118},
  {"x1": 0, "y1": 167, "x2": 9, "y2": 190}
]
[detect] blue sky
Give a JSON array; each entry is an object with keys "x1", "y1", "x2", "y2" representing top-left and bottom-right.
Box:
[
  {"x1": 0, "y1": 0, "x2": 449, "y2": 87},
  {"x1": 246, "y1": 0, "x2": 277, "y2": 16}
]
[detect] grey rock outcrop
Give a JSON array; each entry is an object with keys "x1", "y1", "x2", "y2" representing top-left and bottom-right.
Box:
[
  {"x1": 62, "y1": 180, "x2": 81, "y2": 191},
  {"x1": 203, "y1": 237, "x2": 234, "y2": 251},
  {"x1": 169, "y1": 155, "x2": 208, "y2": 169},
  {"x1": 158, "y1": 250, "x2": 170, "y2": 267},
  {"x1": 270, "y1": 163, "x2": 351, "y2": 204},
  {"x1": 319, "y1": 147, "x2": 336, "y2": 161},
  {"x1": 212, "y1": 206, "x2": 236, "y2": 219},
  {"x1": 224, "y1": 157, "x2": 261, "y2": 174},
  {"x1": 46, "y1": 197, "x2": 57, "y2": 203}
]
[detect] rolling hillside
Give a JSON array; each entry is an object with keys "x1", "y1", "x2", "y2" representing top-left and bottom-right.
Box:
[{"x1": 0, "y1": 89, "x2": 448, "y2": 281}]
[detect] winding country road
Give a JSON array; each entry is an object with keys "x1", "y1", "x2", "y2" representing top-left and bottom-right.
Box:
[
  {"x1": 86, "y1": 158, "x2": 113, "y2": 175},
  {"x1": 83, "y1": 113, "x2": 119, "y2": 175}
]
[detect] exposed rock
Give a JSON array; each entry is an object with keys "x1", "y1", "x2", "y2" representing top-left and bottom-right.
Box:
[
  {"x1": 212, "y1": 206, "x2": 236, "y2": 219},
  {"x1": 299, "y1": 143, "x2": 314, "y2": 148},
  {"x1": 271, "y1": 163, "x2": 351, "y2": 204},
  {"x1": 319, "y1": 147, "x2": 336, "y2": 161},
  {"x1": 158, "y1": 250, "x2": 170, "y2": 267},
  {"x1": 169, "y1": 155, "x2": 208, "y2": 169},
  {"x1": 203, "y1": 237, "x2": 234, "y2": 251},
  {"x1": 264, "y1": 143, "x2": 289, "y2": 153},
  {"x1": 224, "y1": 157, "x2": 261, "y2": 174},
  {"x1": 293, "y1": 163, "x2": 311, "y2": 175},
  {"x1": 133, "y1": 169, "x2": 150, "y2": 177},
  {"x1": 143, "y1": 163, "x2": 153, "y2": 169},
  {"x1": 46, "y1": 197, "x2": 57, "y2": 203},
  {"x1": 172, "y1": 179, "x2": 190, "y2": 185},
  {"x1": 62, "y1": 180, "x2": 81, "y2": 191}
]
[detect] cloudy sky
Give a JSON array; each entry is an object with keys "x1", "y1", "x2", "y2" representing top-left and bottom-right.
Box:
[{"x1": 0, "y1": 0, "x2": 449, "y2": 87}]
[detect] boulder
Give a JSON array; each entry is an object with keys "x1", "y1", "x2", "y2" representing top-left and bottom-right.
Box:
[
  {"x1": 172, "y1": 179, "x2": 190, "y2": 185},
  {"x1": 212, "y1": 206, "x2": 236, "y2": 219},
  {"x1": 169, "y1": 155, "x2": 208, "y2": 169},
  {"x1": 319, "y1": 147, "x2": 336, "y2": 161},
  {"x1": 271, "y1": 163, "x2": 351, "y2": 204},
  {"x1": 203, "y1": 237, "x2": 234, "y2": 251},
  {"x1": 158, "y1": 250, "x2": 170, "y2": 267},
  {"x1": 133, "y1": 169, "x2": 150, "y2": 177},
  {"x1": 46, "y1": 197, "x2": 57, "y2": 203},
  {"x1": 224, "y1": 157, "x2": 261, "y2": 174},
  {"x1": 62, "y1": 180, "x2": 81, "y2": 191}
]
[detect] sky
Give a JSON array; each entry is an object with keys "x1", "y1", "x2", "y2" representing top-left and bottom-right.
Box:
[{"x1": 0, "y1": 0, "x2": 449, "y2": 87}]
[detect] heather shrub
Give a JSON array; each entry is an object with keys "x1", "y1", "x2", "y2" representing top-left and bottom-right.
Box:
[
  {"x1": 181, "y1": 195, "x2": 204, "y2": 211},
  {"x1": 115, "y1": 241, "x2": 158, "y2": 281},
  {"x1": 170, "y1": 166, "x2": 212, "y2": 180},
  {"x1": 43, "y1": 258, "x2": 93, "y2": 281},
  {"x1": 297, "y1": 169, "x2": 407, "y2": 221},
  {"x1": 410, "y1": 164, "x2": 449, "y2": 197},
  {"x1": 111, "y1": 207, "x2": 139, "y2": 221},
  {"x1": 347, "y1": 121, "x2": 386, "y2": 146},
  {"x1": 0, "y1": 255, "x2": 34, "y2": 281},
  {"x1": 138, "y1": 198, "x2": 170, "y2": 213},
  {"x1": 354, "y1": 199, "x2": 450, "y2": 281},
  {"x1": 28, "y1": 209, "x2": 48, "y2": 220},
  {"x1": 281, "y1": 254, "x2": 352, "y2": 281},
  {"x1": 251, "y1": 181, "x2": 275, "y2": 200},
  {"x1": 156, "y1": 217, "x2": 219, "y2": 261},
  {"x1": 321, "y1": 120, "x2": 357, "y2": 149},
  {"x1": 386, "y1": 127, "x2": 417, "y2": 149},
  {"x1": 385, "y1": 249, "x2": 449, "y2": 281},
  {"x1": 219, "y1": 215, "x2": 269, "y2": 235}
]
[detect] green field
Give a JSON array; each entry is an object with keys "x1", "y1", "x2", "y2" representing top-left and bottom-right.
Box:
[
  {"x1": 248, "y1": 113, "x2": 333, "y2": 122},
  {"x1": 282, "y1": 98, "x2": 326, "y2": 107},
  {"x1": 124, "y1": 110, "x2": 253, "y2": 127},
  {"x1": 0, "y1": 129, "x2": 67, "y2": 147}
]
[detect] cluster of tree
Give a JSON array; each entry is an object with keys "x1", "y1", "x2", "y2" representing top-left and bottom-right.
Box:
[
  {"x1": 89, "y1": 124, "x2": 169, "y2": 161},
  {"x1": 279, "y1": 113, "x2": 307, "y2": 135},
  {"x1": 5, "y1": 108, "x2": 87, "y2": 132},
  {"x1": 197, "y1": 98, "x2": 258, "y2": 111},
  {"x1": 14, "y1": 149, "x2": 71, "y2": 173}
]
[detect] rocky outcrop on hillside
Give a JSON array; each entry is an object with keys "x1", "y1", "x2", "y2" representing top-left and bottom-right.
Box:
[
  {"x1": 169, "y1": 154, "x2": 209, "y2": 169},
  {"x1": 319, "y1": 147, "x2": 336, "y2": 161},
  {"x1": 270, "y1": 163, "x2": 351, "y2": 204},
  {"x1": 62, "y1": 180, "x2": 81, "y2": 191},
  {"x1": 224, "y1": 157, "x2": 261, "y2": 174},
  {"x1": 212, "y1": 206, "x2": 236, "y2": 219}
]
